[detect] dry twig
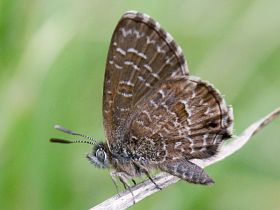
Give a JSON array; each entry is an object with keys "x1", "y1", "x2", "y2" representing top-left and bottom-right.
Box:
[{"x1": 90, "y1": 107, "x2": 280, "y2": 210}]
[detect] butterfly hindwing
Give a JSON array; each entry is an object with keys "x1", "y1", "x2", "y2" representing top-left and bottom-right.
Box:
[{"x1": 125, "y1": 76, "x2": 233, "y2": 162}]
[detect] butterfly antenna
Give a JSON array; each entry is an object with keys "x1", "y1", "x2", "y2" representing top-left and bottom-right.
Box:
[
  {"x1": 51, "y1": 125, "x2": 97, "y2": 145},
  {"x1": 50, "y1": 138, "x2": 96, "y2": 145}
]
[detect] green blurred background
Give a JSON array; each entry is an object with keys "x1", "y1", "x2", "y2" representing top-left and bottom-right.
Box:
[{"x1": 1, "y1": 0, "x2": 280, "y2": 209}]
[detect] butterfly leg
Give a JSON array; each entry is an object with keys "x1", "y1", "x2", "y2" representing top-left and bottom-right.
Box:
[
  {"x1": 132, "y1": 161, "x2": 162, "y2": 190},
  {"x1": 132, "y1": 179, "x2": 137, "y2": 186},
  {"x1": 111, "y1": 171, "x2": 136, "y2": 204},
  {"x1": 119, "y1": 176, "x2": 136, "y2": 204},
  {"x1": 110, "y1": 171, "x2": 120, "y2": 196},
  {"x1": 144, "y1": 170, "x2": 162, "y2": 190},
  {"x1": 158, "y1": 159, "x2": 214, "y2": 185}
]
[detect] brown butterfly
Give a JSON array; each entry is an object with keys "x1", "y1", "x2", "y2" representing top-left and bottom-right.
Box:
[{"x1": 51, "y1": 11, "x2": 233, "y2": 191}]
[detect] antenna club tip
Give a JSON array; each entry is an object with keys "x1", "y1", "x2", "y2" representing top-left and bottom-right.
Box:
[
  {"x1": 50, "y1": 138, "x2": 72, "y2": 144},
  {"x1": 54, "y1": 125, "x2": 62, "y2": 129},
  {"x1": 54, "y1": 124, "x2": 77, "y2": 135}
]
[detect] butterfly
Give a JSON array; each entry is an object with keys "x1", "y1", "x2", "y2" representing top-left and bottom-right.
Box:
[{"x1": 51, "y1": 11, "x2": 233, "y2": 191}]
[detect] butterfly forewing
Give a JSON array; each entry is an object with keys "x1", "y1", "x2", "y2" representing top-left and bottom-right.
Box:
[{"x1": 103, "y1": 11, "x2": 189, "y2": 153}]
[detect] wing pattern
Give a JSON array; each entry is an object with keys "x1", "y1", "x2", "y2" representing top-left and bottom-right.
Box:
[{"x1": 125, "y1": 76, "x2": 233, "y2": 162}]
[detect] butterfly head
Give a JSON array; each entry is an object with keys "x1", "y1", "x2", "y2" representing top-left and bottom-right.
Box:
[{"x1": 87, "y1": 142, "x2": 110, "y2": 169}]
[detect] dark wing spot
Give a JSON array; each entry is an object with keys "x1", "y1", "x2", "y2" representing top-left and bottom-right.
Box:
[{"x1": 207, "y1": 121, "x2": 218, "y2": 128}]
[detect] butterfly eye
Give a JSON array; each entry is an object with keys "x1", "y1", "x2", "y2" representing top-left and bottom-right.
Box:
[{"x1": 96, "y1": 149, "x2": 106, "y2": 162}]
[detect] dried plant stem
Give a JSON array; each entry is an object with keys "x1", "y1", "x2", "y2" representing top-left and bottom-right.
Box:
[{"x1": 90, "y1": 107, "x2": 280, "y2": 210}]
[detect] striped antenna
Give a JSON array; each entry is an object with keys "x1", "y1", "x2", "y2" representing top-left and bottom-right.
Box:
[
  {"x1": 50, "y1": 138, "x2": 95, "y2": 145},
  {"x1": 51, "y1": 125, "x2": 97, "y2": 145}
]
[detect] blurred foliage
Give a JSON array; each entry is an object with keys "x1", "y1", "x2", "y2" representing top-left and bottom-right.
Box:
[{"x1": 1, "y1": 0, "x2": 280, "y2": 210}]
